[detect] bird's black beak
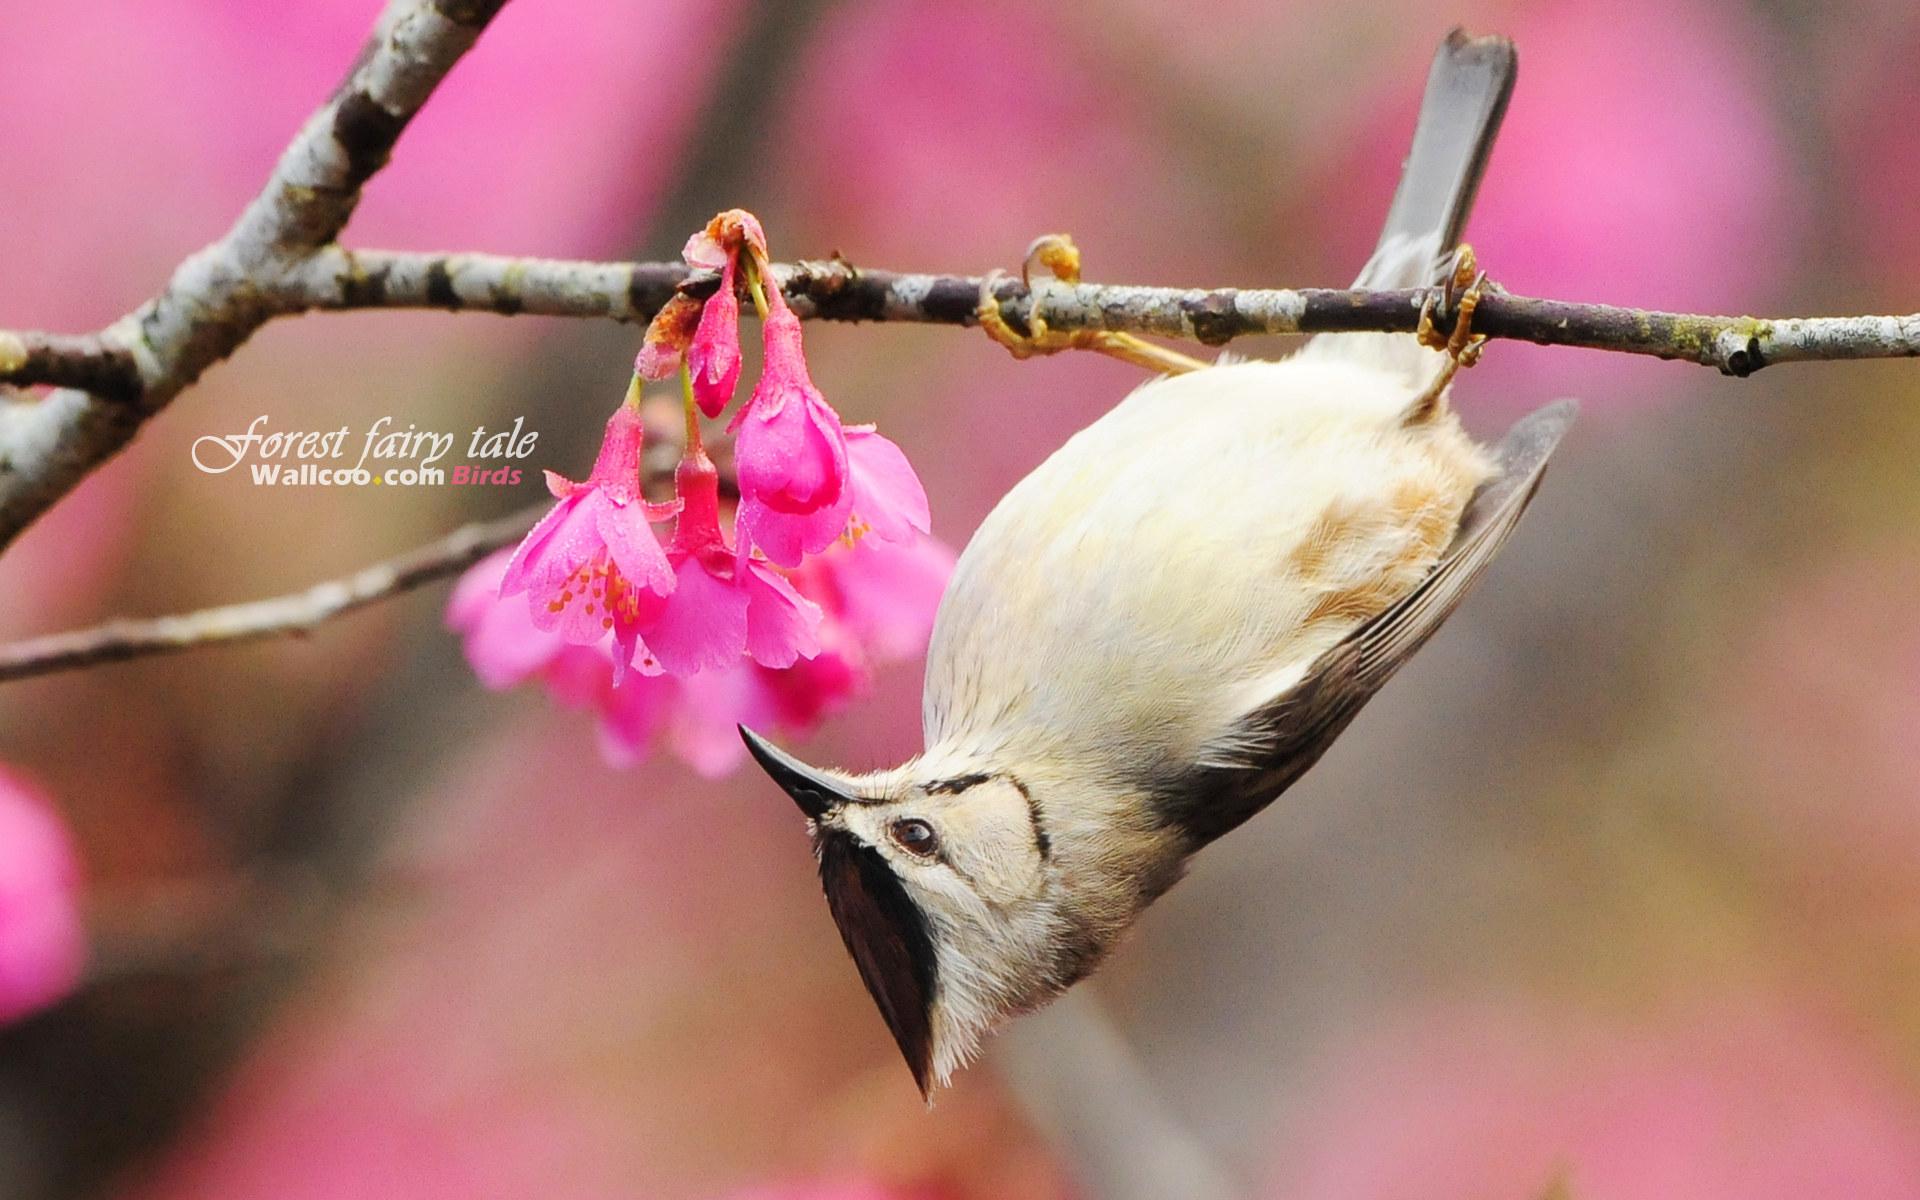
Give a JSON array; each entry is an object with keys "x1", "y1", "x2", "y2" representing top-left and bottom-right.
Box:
[
  {"x1": 738, "y1": 725, "x2": 851, "y2": 820},
  {"x1": 816, "y1": 828, "x2": 938, "y2": 1097},
  {"x1": 738, "y1": 725, "x2": 939, "y2": 1095}
]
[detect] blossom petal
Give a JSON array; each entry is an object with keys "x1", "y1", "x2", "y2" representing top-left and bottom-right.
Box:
[
  {"x1": 595, "y1": 671, "x2": 678, "y2": 767},
  {"x1": 766, "y1": 637, "x2": 868, "y2": 730},
  {"x1": 645, "y1": 557, "x2": 749, "y2": 676},
  {"x1": 541, "y1": 643, "x2": 618, "y2": 710},
  {"x1": 743, "y1": 559, "x2": 823, "y2": 669},
  {"x1": 682, "y1": 229, "x2": 729, "y2": 271},
  {"x1": 845, "y1": 426, "x2": 931, "y2": 544},
  {"x1": 595, "y1": 500, "x2": 674, "y2": 598},
  {"x1": 448, "y1": 550, "x2": 568, "y2": 689},
  {"x1": 664, "y1": 663, "x2": 781, "y2": 778},
  {"x1": 499, "y1": 490, "x2": 586, "y2": 597},
  {"x1": 734, "y1": 370, "x2": 853, "y2": 567},
  {"x1": 817, "y1": 535, "x2": 955, "y2": 662}
]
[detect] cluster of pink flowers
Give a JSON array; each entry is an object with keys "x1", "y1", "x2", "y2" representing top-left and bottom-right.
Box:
[{"x1": 450, "y1": 211, "x2": 951, "y2": 776}]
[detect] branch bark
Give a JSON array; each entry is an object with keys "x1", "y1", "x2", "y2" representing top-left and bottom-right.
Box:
[
  {"x1": 284, "y1": 251, "x2": 1920, "y2": 377},
  {"x1": 0, "y1": 507, "x2": 537, "y2": 682}
]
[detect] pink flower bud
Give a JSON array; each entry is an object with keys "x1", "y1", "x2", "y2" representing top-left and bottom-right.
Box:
[
  {"x1": 733, "y1": 291, "x2": 852, "y2": 567},
  {"x1": 687, "y1": 257, "x2": 743, "y2": 418}
]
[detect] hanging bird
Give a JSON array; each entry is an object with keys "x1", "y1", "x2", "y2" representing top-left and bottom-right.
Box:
[{"x1": 742, "y1": 29, "x2": 1573, "y2": 1096}]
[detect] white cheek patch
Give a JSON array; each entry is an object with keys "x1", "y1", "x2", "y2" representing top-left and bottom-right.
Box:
[{"x1": 936, "y1": 782, "x2": 1044, "y2": 904}]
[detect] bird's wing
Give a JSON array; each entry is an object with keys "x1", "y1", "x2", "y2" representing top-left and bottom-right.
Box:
[{"x1": 1158, "y1": 399, "x2": 1576, "y2": 846}]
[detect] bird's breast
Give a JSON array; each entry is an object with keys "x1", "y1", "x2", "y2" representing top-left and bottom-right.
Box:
[{"x1": 923, "y1": 356, "x2": 1491, "y2": 767}]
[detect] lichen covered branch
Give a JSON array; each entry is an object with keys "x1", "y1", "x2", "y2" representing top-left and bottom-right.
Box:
[{"x1": 280, "y1": 249, "x2": 1920, "y2": 379}]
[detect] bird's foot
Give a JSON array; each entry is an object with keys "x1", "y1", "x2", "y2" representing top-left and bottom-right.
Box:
[
  {"x1": 1416, "y1": 243, "x2": 1491, "y2": 365},
  {"x1": 977, "y1": 234, "x2": 1209, "y2": 376},
  {"x1": 1408, "y1": 244, "x2": 1492, "y2": 421}
]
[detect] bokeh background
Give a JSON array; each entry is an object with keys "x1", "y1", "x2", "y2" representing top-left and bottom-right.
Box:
[{"x1": 2, "y1": 1, "x2": 1919, "y2": 1197}]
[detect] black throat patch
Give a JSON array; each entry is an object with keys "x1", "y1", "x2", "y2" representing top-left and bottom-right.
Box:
[{"x1": 816, "y1": 831, "x2": 940, "y2": 1094}]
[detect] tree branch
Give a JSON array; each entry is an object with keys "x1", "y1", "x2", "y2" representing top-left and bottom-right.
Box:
[
  {"x1": 0, "y1": 507, "x2": 536, "y2": 682},
  {"x1": 6, "y1": 245, "x2": 1915, "y2": 439},
  {"x1": 290, "y1": 251, "x2": 1920, "y2": 376}
]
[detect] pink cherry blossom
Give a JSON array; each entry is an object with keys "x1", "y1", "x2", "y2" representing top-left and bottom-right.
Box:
[
  {"x1": 800, "y1": 533, "x2": 955, "y2": 662},
  {"x1": 453, "y1": 530, "x2": 950, "y2": 779},
  {"x1": 763, "y1": 627, "x2": 867, "y2": 731},
  {"x1": 0, "y1": 766, "x2": 84, "y2": 1025},
  {"x1": 448, "y1": 548, "x2": 611, "y2": 695},
  {"x1": 687, "y1": 255, "x2": 743, "y2": 417},
  {"x1": 843, "y1": 425, "x2": 931, "y2": 546},
  {"x1": 602, "y1": 663, "x2": 775, "y2": 778},
  {"x1": 598, "y1": 647, "x2": 868, "y2": 780},
  {"x1": 501, "y1": 398, "x2": 677, "y2": 679},
  {"x1": 732, "y1": 286, "x2": 853, "y2": 567},
  {"x1": 642, "y1": 447, "x2": 822, "y2": 677}
]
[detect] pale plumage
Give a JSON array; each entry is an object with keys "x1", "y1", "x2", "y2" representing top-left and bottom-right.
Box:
[{"x1": 925, "y1": 355, "x2": 1491, "y2": 776}]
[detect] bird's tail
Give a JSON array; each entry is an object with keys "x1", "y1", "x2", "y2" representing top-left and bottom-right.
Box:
[{"x1": 1299, "y1": 29, "x2": 1516, "y2": 382}]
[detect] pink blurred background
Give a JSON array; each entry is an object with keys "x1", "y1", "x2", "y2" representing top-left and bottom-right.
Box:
[{"x1": 4, "y1": 1, "x2": 1920, "y2": 1197}]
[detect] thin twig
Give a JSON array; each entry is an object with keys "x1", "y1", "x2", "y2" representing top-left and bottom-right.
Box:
[
  {"x1": 4, "y1": 247, "x2": 1913, "y2": 507},
  {"x1": 0, "y1": 507, "x2": 537, "y2": 682},
  {"x1": 289, "y1": 251, "x2": 1919, "y2": 377}
]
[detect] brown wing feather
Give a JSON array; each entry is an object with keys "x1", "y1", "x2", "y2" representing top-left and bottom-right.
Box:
[{"x1": 1156, "y1": 400, "x2": 1576, "y2": 846}]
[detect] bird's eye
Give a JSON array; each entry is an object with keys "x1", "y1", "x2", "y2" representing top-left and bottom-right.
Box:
[{"x1": 889, "y1": 818, "x2": 939, "y2": 858}]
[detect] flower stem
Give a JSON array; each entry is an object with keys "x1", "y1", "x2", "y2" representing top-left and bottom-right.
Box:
[
  {"x1": 744, "y1": 257, "x2": 773, "y2": 321},
  {"x1": 679, "y1": 364, "x2": 705, "y2": 454},
  {"x1": 623, "y1": 370, "x2": 644, "y2": 410}
]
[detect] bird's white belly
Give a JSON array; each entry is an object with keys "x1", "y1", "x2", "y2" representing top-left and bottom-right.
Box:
[{"x1": 924, "y1": 356, "x2": 1491, "y2": 765}]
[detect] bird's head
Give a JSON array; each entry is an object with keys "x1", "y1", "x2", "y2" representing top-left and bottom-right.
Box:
[{"x1": 739, "y1": 726, "x2": 1171, "y2": 1094}]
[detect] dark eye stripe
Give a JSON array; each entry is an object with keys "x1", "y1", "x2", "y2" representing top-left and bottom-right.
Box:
[
  {"x1": 923, "y1": 773, "x2": 992, "y2": 796},
  {"x1": 1008, "y1": 775, "x2": 1050, "y2": 860}
]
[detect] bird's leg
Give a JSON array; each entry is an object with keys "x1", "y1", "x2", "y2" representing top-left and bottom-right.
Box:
[
  {"x1": 977, "y1": 234, "x2": 1210, "y2": 376},
  {"x1": 1409, "y1": 243, "x2": 1491, "y2": 420}
]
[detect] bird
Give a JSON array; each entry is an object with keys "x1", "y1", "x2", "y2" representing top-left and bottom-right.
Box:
[{"x1": 741, "y1": 28, "x2": 1573, "y2": 1097}]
